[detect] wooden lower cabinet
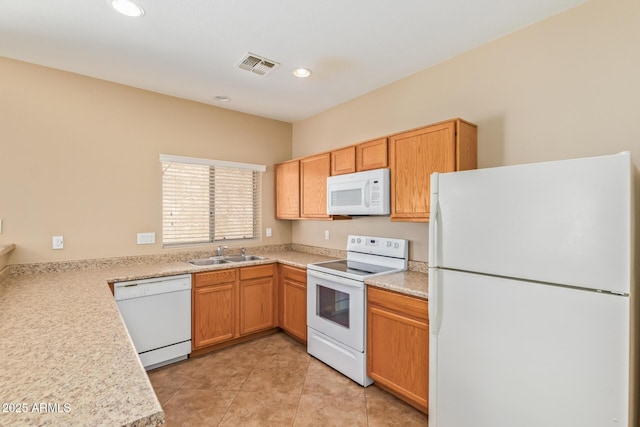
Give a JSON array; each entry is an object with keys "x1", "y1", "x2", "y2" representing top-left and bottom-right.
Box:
[
  {"x1": 367, "y1": 286, "x2": 429, "y2": 414},
  {"x1": 239, "y1": 264, "x2": 276, "y2": 336},
  {"x1": 192, "y1": 264, "x2": 276, "y2": 352},
  {"x1": 193, "y1": 269, "x2": 238, "y2": 349},
  {"x1": 278, "y1": 264, "x2": 307, "y2": 343}
]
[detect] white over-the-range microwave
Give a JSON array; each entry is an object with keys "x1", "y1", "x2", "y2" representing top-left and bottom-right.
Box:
[{"x1": 326, "y1": 168, "x2": 390, "y2": 215}]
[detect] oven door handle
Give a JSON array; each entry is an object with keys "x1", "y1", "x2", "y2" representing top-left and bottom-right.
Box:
[{"x1": 307, "y1": 269, "x2": 364, "y2": 288}]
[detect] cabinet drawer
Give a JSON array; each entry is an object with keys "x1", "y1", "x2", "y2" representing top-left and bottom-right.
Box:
[
  {"x1": 240, "y1": 264, "x2": 275, "y2": 280},
  {"x1": 281, "y1": 265, "x2": 306, "y2": 283},
  {"x1": 367, "y1": 286, "x2": 428, "y2": 322},
  {"x1": 194, "y1": 269, "x2": 237, "y2": 288}
]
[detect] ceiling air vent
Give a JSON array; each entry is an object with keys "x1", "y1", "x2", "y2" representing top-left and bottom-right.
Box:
[{"x1": 238, "y1": 53, "x2": 279, "y2": 76}]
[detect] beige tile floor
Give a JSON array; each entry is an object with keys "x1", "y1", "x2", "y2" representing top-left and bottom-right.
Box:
[{"x1": 148, "y1": 332, "x2": 429, "y2": 426}]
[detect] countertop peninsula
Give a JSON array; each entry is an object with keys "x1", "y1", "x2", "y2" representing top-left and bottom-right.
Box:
[
  {"x1": 0, "y1": 249, "x2": 426, "y2": 426},
  {"x1": 0, "y1": 251, "x2": 334, "y2": 426}
]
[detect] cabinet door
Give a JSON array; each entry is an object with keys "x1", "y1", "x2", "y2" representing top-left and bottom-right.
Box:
[
  {"x1": 193, "y1": 283, "x2": 236, "y2": 348},
  {"x1": 331, "y1": 146, "x2": 356, "y2": 176},
  {"x1": 240, "y1": 276, "x2": 275, "y2": 335},
  {"x1": 280, "y1": 265, "x2": 307, "y2": 342},
  {"x1": 275, "y1": 160, "x2": 300, "y2": 219},
  {"x1": 356, "y1": 138, "x2": 387, "y2": 171},
  {"x1": 300, "y1": 153, "x2": 331, "y2": 218},
  {"x1": 367, "y1": 287, "x2": 429, "y2": 414},
  {"x1": 389, "y1": 121, "x2": 456, "y2": 222}
]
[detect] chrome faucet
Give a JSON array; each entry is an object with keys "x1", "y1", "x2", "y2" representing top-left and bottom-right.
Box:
[
  {"x1": 216, "y1": 245, "x2": 228, "y2": 257},
  {"x1": 241, "y1": 247, "x2": 245, "y2": 256}
]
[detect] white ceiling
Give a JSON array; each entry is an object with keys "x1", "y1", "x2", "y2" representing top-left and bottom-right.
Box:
[{"x1": 1, "y1": 0, "x2": 589, "y2": 123}]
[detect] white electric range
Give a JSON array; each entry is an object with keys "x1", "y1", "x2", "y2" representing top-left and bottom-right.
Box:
[{"x1": 306, "y1": 235, "x2": 408, "y2": 386}]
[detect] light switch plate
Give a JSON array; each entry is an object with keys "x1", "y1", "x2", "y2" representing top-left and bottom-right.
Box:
[
  {"x1": 137, "y1": 232, "x2": 156, "y2": 245},
  {"x1": 266, "y1": 227, "x2": 272, "y2": 237}
]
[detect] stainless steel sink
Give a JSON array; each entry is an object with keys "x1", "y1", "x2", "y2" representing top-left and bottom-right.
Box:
[
  {"x1": 188, "y1": 257, "x2": 231, "y2": 266},
  {"x1": 188, "y1": 255, "x2": 265, "y2": 266},
  {"x1": 224, "y1": 255, "x2": 266, "y2": 262}
]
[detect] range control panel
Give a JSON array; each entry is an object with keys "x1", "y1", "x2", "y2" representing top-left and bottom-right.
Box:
[{"x1": 347, "y1": 235, "x2": 408, "y2": 259}]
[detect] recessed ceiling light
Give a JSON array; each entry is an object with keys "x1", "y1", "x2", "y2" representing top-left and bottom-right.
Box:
[
  {"x1": 293, "y1": 68, "x2": 312, "y2": 78},
  {"x1": 215, "y1": 96, "x2": 230, "y2": 102},
  {"x1": 111, "y1": 0, "x2": 145, "y2": 17}
]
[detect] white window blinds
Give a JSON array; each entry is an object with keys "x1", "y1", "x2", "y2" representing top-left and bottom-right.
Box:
[{"x1": 160, "y1": 155, "x2": 265, "y2": 246}]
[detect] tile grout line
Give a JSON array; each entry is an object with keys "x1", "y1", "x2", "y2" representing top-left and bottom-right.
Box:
[
  {"x1": 215, "y1": 342, "x2": 260, "y2": 427},
  {"x1": 215, "y1": 389, "x2": 242, "y2": 426},
  {"x1": 291, "y1": 355, "x2": 311, "y2": 426}
]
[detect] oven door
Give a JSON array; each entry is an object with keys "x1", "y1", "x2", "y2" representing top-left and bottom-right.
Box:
[{"x1": 307, "y1": 269, "x2": 365, "y2": 352}]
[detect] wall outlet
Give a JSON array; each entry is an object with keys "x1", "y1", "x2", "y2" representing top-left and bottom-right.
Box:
[
  {"x1": 137, "y1": 232, "x2": 156, "y2": 245},
  {"x1": 52, "y1": 236, "x2": 64, "y2": 250},
  {"x1": 324, "y1": 230, "x2": 330, "y2": 240},
  {"x1": 266, "y1": 227, "x2": 272, "y2": 237}
]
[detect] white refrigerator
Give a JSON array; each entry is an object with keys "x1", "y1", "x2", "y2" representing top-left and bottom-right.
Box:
[{"x1": 428, "y1": 152, "x2": 639, "y2": 427}]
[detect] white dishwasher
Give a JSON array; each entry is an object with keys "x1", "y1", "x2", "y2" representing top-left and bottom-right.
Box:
[{"x1": 114, "y1": 274, "x2": 191, "y2": 370}]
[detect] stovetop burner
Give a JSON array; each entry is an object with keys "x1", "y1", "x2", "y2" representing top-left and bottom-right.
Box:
[
  {"x1": 309, "y1": 259, "x2": 396, "y2": 278},
  {"x1": 307, "y1": 235, "x2": 409, "y2": 281}
]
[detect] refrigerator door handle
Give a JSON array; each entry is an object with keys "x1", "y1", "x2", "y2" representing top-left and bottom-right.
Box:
[
  {"x1": 429, "y1": 173, "x2": 440, "y2": 268},
  {"x1": 429, "y1": 173, "x2": 442, "y2": 335},
  {"x1": 428, "y1": 268, "x2": 442, "y2": 335}
]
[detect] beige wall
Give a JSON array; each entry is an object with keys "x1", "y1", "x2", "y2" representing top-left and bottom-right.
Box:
[
  {"x1": 2, "y1": 0, "x2": 639, "y2": 265},
  {"x1": 0, "y1": 58, "x2": 293, "y2": 264},
  {"x1": 292, "y1": 0, "x2": 640, "y2": 261}
]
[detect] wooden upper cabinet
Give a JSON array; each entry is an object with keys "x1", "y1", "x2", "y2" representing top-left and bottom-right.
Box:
[
  {"x1": 389, "y1": 119, "x2": 477, "y2": 222},
  {"x1": 356, "y1": 138, "x2": 388, "y2": 171},
  {"x1": 275, "y1": 160, "x2": 300, "y2": 219},
  {"x1": 300, "y1": 152, "x2": 331, "y2": 218},
  {"x1": 274, "y1": 118, "x2": 475, "y2": 222},
  {"x1": 330, "y1": 146, "x2": 356, "y2": 176},
  {"x1": 331, "y1": 138, "x2": 388, "y2": 175}
]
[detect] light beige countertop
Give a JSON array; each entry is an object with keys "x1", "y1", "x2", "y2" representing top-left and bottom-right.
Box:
[
  {"x1": 0, "y1": 249, "x2": 426, "y2": 426},
  {"x1": 0, "y1": 250, "x2": 337, "y2": 427},
  {"x1": 365, "y1": 270, "x2": 429, "y2": 299},
  {"x1": 0, "y1": 269, "x2": 164, "y2": 426}
]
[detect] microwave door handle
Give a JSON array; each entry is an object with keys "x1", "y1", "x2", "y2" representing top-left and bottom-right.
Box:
[{"x1": 364, "y1": 181, "x2": 370, "y2": 207}]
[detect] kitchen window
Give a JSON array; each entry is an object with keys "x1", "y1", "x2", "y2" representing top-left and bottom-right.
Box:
[{"x1": 160, "y1": 154, "x2": 266, "y2": 247}]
